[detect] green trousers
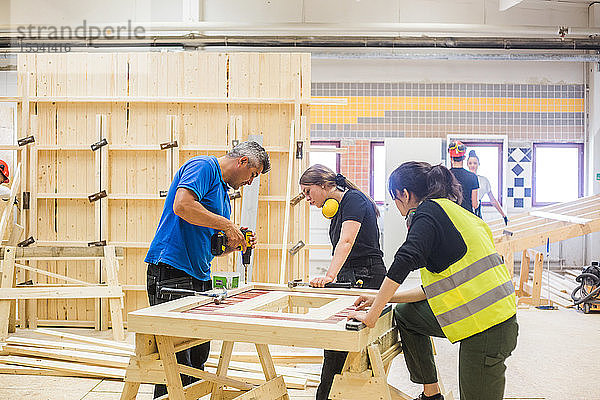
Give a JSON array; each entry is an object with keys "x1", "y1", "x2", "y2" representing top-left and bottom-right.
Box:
[{"x1": 394, "y1": 300, "x2": 518, "y2": 400}]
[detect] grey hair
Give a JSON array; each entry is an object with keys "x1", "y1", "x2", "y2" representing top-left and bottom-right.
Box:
[{"x1": 227, "y1": 141, "x2": 271, "y2": 174}]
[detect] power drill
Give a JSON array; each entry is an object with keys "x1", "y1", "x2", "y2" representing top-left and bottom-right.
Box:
[{"x1": 211, "y1": 228, "x2": 253, "y2": 266}]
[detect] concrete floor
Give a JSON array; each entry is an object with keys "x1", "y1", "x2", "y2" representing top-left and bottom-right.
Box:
[{"x1": 0, "y1": 307, "x2": 598, "y2": 400}]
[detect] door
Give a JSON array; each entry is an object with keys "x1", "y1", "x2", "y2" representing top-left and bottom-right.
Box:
[{"x1": 383, "y1": 138, "x2": 444, "y2": 282}]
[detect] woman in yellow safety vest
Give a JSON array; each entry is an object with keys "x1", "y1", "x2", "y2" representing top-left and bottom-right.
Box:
[{"x1": 349, "y1": 161, "x2": 518, "y2": 400}]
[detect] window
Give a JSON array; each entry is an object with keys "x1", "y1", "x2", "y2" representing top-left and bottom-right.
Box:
[
  {"x1": 462, "y1": 141, "x2": 503, "y2": 206},
  {"x1": 370, "y1": 141, "x2": 385, "y2": 204},
  {"x1": 309, "y1": 141, "x2": 340, "y2": 173},
  {"x1": 533, "y1": 143, "x2": 583, "y2": 205}
]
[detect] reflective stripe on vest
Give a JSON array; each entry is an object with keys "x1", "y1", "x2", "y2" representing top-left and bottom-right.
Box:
[{"x1": 421, "y1": 198, "x2": 516, "y2": 343}]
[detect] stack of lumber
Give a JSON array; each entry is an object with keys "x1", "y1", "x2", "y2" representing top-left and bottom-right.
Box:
[
  {"x1": 0, "y1": 329, "x2": 321, "y2": 389},
  {"x1": 0, "y1": 329, "x2": 133, "y2": 379},
  {"x1": 518, "y1": 269, "x2": 579, "y2": 308}
]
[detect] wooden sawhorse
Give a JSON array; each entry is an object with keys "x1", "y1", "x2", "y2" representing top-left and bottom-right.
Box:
[
  {"x1": 119, "y1": 284, "x2": 411, "y2": 400},
  {"x1": 121, "y1": 333, "x2": 288, "y2": 400}
]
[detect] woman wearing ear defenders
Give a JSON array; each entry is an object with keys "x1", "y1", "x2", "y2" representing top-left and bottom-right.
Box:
[{"x1": 299, "y1": 163, "x2": 386, "y2": 400}]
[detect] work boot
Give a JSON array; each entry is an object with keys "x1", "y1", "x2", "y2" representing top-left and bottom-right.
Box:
[{"x1": 415, "y1": 393, "x2": 444, "y2": 400}]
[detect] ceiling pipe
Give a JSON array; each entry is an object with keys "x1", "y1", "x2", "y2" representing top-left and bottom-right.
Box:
[{"x1": 2, "y1": 35, "x2": 600, "y2": 51}]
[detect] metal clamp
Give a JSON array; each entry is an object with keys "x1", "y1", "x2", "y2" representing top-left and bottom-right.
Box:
[
  {"x1": 91, "y1": 138, "x2": 108, "y2": 151},
  {"x1": 17, "y1": 236, "x2": 35, "y2": 247},
  {"x1": 160, "y1": 140, "x2": 178, "y2": 150},
  {"x1": 17, "y1": 136, "x2": 35, "y2": 146},
  {"x1": 88, "y1": 190, "x2": 107, "y2": 203}
]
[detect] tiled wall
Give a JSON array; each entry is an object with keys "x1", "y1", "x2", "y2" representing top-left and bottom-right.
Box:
[
  {"x1": 312, "y1": 82, "x2": 585, "y2": 209},
  {"x1": 339, "y1": 140, "x2": 370, "y2": 193},
  {"x1": 311, "y1": 82, "x2": 584, "y2": 141},
  {"x1": 507, "y1": 146, "x2": 533, "y2": 208}
]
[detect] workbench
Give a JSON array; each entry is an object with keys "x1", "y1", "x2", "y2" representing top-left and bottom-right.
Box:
[{"x1": 120, "y1": 283, "x2": 408, "y2": 400}]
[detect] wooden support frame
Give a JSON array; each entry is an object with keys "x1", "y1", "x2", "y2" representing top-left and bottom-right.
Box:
[
  {"x1": 492, "y1": 194, "x2": 600, "y2": 281},
  {"x1": 515, "y1": 249, "x2": 551, "y2": 308},
  {"x1": 18, "y1": 52, "x2": 311, "y2": 324},
  {"x1": 120, "y1": 284, "x2": 405, "y2": 400},
  {"x1": 0, "y1": 245, "x2": 125, "y2": 341}
]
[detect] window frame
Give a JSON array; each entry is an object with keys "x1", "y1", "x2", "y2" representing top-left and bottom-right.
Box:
[
  {"x1": 370, "y1": 141, "x2": 385, "y2": 205},
  {"x1": 532, "y1": 142, "x2": 584, "y2": 206},
  {"x1": 461, "y1": 141, "x2": 504, "y2": 207},
  {"x1": 309, "y1": 140, "x2": 341, "y2": 173}
]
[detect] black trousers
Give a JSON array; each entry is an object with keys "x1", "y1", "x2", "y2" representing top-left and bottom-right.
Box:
[
  {"x1": 315, "y1": 258, "x2": 386, "y2": 400},
  {"x1": 147, "y1": 263, "x2": 212, "y2": 399}
]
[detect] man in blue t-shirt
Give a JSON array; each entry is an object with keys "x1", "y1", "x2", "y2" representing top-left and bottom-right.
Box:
[{"x1": 145, "y1": 141, "x2": 270, "y2": 398}]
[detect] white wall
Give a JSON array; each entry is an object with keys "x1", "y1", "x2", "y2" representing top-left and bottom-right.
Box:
[
  {"x1": 2, "y1": 0, "x2": 592, "y2": 28},
  {"x1": 203, "y1": 0, "x2": 589, "y2": 27},
  {"x1": 2, "y1": 0, "x2": 183, "y2": 25},
  {"x1": 312, "y1": 58, "x2": 584, "y2": 84}
]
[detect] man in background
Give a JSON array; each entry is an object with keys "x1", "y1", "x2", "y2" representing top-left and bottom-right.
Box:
[{"x1": 448, "y1": 140, "x2": 479, "y2": 213}]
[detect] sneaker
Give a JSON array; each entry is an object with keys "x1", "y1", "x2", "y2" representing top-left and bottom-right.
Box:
[{"x1": 415, "y1": 393, "x2": 444, "y2": 400}]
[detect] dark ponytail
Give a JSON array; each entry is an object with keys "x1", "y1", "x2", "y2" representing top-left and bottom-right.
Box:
[{"x1": 388, "y1": 161, "x2": 463, "y2": 204}]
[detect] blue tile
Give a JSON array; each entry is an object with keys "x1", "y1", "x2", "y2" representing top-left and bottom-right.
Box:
[
  {"x1": 508, "y1": 188, "x2": 514, "y2": 197},
  {"x1": 514, "y1": 198, "x2": 524, "y2": 208},
  {"x1": 514, "y1": 178, "x2": 524, "y2": 187},
  {"x1": 524, "y1": 188, "x2": 531, "y2": 197},
  {"x1": 508, "y1": 155, "x2": 516, "y2": 162},
  {"x1": 512, "y1": 164, "x2": 524, "y2": 176}
]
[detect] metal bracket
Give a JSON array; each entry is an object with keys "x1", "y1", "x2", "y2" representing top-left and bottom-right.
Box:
[
  {"x1": 17, "y1": 136, "x2": 35, "y2": 146},
  {"x1": 91, "y1": 138, "x2": 108, "y2": 151},
  {"x1": 290, "y1": 192, "x2": 305, "y2": 206},
  {"x1": 88, "y1": 190, "x2": 107, "y2": 203},
  {"x1": 159, "y1": 190, "x2": 168, "y2": 198},
  {"x1": 22, "y1": 192, "x2": 30, "y2": 210},
  {"x1": 229, "y1": 190, "x2": 241, "y2": 200},
  {"x1": 288, "y1": 240, "x2": 305, "y2": 255},
  {"x1": 295, "y1": 141, "x2": 303, "y2": 159},
  {"x1": 88, "y1": 240, "x2": 107, "y2": 247},
  {"x1": 160, "y1": 140, "x2": 178, "y2": 150},
  {"x1": 17, "y1": 236, "x2": 35, "y2": 247}
]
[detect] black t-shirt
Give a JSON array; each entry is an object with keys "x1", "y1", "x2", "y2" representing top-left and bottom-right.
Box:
[
  {"x1": 329, "y1": 189, "x2": 384, "y2": 266},
  {"x1": 450, "y1": 167, "x2": 479, "y2": 213},
  {"x1": 387, "y1": 200, "x2": 467, "y2": 285}
]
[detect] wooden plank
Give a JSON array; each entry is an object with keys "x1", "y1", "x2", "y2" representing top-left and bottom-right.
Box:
[
  {"x1": 0, "y1": 246, "x2": 124, "y2": 259},
  {"x1": 237, "y1": 133, "x2": 262, "y2": 284},
  {"x1": 155, "y1": 335, "x2": 186, "y2": 400},
  {"x1": 15, "y1": 263, "x2": 93, "y2": 286},
  {"x1": 529, "y1": 211, "x2": 591, "y2": 225},
  {"x1": 178, "y1": 364, "x2": 254, "y2": 391},
  {"x1": 5, "y1": 336, "x2": 134, "y2": 357},
  {"x1": 28, "y1": 96, "x2": 301, "y2": 104},
  {"x1": 208, "y1": 351, "x2": 323, "y2": 365},
  {"x1": 2, "y1": 345, "x2": 130, "y2": 368},
  {"x1": 33, "y1": 328, "x2": 134, "y2": 352},
  {"x1": 279, "y1": 121, "x2": 296, "y2": 284},
  {"x1": 0, "y1": 286, "x2": 122, "y2": 299},
  {"x1": 211, "y1": 340, "x2": 234, "y2": 397},
  {"x1": 104, "y1": 245, "x2": 125, "y2": 341},
  {"x1": 0, "y1": 247, "x2": 16, "y2": 339},
  {"x1": 0, "y1": 355, "x2": 125, "y2": 379},
  {"x1": 204, "y1": 358, "x2": 321, "y2": 384},
  {"x1": 232, "y1": 375, "x2": 287, "y2": 400},
  {"x1": 0, "y1": 363, "x2": 92, "y2": 377}
]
